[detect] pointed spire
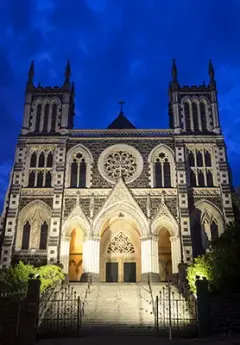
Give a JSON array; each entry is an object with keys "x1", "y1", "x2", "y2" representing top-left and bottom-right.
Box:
[
  {"x1": 208, "y1": 59, "x2": 216, "y2": 89},
  {"x1": 64, "y1": 60, "x2": 71, "y2": 87},
  {"x1": 26, "y1": 61, "x2": 34, "y2": 90},
  {"x1": 208, "y1": 59, "x2": 214, "y2": 79},
  {"x1": 172, "y1": 58, "x2": 178, "y2": 82},
  {"x1": 170, "y1": 59, "x2": 179, "y2": 91},
  {"x1": 28, "y1": 61, "x2": 34, "y2": 80}
]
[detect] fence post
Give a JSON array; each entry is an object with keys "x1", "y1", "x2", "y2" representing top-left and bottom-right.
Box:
[
  {"x1": 168, "y1": 283, "x2": 172, "y2": 340},
  {"x1": 156, "y1": 295, "x2": 159, "y2": 336},
  {"x1": 18, "y1": 277, "x2": 41, "y2": 345},
  {"x1": 196, "y1": 276, "x2": 212, "y2": 337}
]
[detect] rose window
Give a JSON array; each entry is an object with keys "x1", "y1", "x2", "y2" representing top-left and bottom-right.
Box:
[
  {"x1": 104, "y1": 150, "x2": 137, "y2": 181},
  {"x1": 98, "y1": 144, "x2": 143, "y2": 184}
]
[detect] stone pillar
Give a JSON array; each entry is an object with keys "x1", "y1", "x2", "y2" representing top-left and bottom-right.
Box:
[
  {"x1": 59, "y1": 235, "x2": 70, "y2": 275},
  {"x1": 81, "y1": 237, "x2": 100, "y2": 282},
  {"x1": 170, "y1": 235, "x2": 181, "y2": 274},
  {"x1": 196, "y1": 277, "x2": 212, "y2": 337},
  {"x1": 140, "y1": 236, "x2": 160, "y2": 282},
  {"x1": 18, "y1": 278, "x2": 41, "y2": 345},
  {"x1": 178, "y1": 262, "x2": 188, "y2": 292}
]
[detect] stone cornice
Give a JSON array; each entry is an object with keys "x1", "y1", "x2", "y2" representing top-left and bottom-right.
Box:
[{"x1": 192, "y1": 188, "x2": 221, "y2": 196}]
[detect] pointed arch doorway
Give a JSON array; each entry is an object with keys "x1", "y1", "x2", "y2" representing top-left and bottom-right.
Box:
[
  {"x1": 100, "y1": 218, "x2": 141, "y2": 283},
  {"x1": 158, "y1": 228, "x2": 172, "y2": 282},
  {"x1": 69, "y1": 228, "x2": 84, "y2": 281}
]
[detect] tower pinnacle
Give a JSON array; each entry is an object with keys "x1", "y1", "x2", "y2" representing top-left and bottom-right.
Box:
[{"x1": 64, "y1": 60, "x2": 71, "y2": 87}]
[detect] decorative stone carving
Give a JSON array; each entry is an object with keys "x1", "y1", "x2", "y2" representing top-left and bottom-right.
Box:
[
  {"x1": 107, "y1": 232, "x2": 135, "y2": 254},
  {"x1": 98, "y1": 144, "x2": 143, "y2": 184}
]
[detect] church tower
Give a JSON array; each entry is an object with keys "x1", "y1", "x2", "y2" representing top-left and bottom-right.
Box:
[
  {"x1": 168, "y1": 59, "x2": 220, "y2": 134},
  {"x1": 22, "y1": 60, "x2": 75, "y2": 135}
]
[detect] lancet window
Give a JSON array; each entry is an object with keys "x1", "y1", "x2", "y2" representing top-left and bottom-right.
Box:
[
  {"x1": 70, "y1": 152, "x2": 87, "y2": 188},
  {"x1": 188, "y1": 148, "x2": 214, "y2": 187},
  {"x1": 28, "y1": 150, "x2": 54, "y2": 187}
]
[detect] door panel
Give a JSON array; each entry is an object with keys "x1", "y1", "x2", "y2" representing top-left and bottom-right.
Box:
[
  {"x1": 106, "y1": 262, "x2": 118, "y2": 282},
  {"x1": 124, "y1": 262, "x2": 136, "y2": 282}
]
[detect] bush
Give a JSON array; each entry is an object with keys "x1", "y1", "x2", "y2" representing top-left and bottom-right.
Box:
[
  {"x1": 37, "y1": 265, "x2": 64, "y2": 293},
  {"x1": 1, "y1": 261, "x2": 64, "y2": 294},
  {"x1": 187, "y1": 253, "x2": 214, "y2": 294},
  {"x1": 187, "y1": 221, "x2": 240, "y2": 295}
]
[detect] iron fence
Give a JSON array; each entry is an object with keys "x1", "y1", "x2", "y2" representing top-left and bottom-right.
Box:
[
  {"x1": 37, "y1": 285, "x2": 82, "y2": 339},
  {"x1": 155, "y1": 284, "x2": 198, "y2": 338}
]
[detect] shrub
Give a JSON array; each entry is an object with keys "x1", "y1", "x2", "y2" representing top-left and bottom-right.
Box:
[
  {"x1": 1, "y1": 261, "x2": 64, "y2": 294},
  {"x1": 187, "y1": 253, "x2": 214, "y2": 294}
]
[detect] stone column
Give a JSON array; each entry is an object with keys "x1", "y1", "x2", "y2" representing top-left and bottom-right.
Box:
[
  {"x1": 81, "y1": 236, "x2": 100, "y2": 282},
  {"x1": 59, "y1": 235, "x2": 70, "y2": 275},
  {"x1": 140, "y1": 236, "x2": 160, "y2": 282},
  {"x1": 170, "y1": 235, "x2": 181, "y2": 274}
]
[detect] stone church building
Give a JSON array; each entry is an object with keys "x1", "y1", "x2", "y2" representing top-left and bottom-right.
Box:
[{"x1": 0, "y1": 60, "x2": 234, "y2": 283}]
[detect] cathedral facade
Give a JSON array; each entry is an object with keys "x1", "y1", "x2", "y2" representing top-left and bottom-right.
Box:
[{"x1": 0, "y1": 60, "x2": 234, "y2": 283}]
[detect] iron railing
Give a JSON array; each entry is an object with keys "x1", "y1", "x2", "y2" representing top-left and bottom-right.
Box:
[
  {"x1": 38, "y1": 285, "x2": 82, "y2": 339},
  {"x1": 155, "y1": 283, "x2": 198, "y2": 338}
]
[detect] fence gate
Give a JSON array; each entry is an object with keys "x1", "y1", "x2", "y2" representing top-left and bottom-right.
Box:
[
  {"x1": 38, "y1": 285, "x2": 81, "y2": 339},
  {"x1": 155, "y1": 284, "x2": 198, "y2": 338}
]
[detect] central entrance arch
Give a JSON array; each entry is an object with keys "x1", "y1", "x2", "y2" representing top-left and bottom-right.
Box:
[{"x1": 100, "y1": 218, "x2": 141, "y2": 282}]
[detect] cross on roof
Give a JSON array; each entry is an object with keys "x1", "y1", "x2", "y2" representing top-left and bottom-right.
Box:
[{"x1": 118, "y1": 100, "x2": 125, "y2": 113}]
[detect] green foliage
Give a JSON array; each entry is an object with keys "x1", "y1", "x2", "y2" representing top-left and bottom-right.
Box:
[
  {"x1": 187, "y1": 253, "x2": 214, "y2": 294},
  {"x1": 1, "y1": 261, "x2": 64, "y2": 294},
  {"x1": 37, "y1": 265, "x2": 64, "y2": 293},
  {"x1": 187, "y1": 221, "x2": 240, "y2": 295}
]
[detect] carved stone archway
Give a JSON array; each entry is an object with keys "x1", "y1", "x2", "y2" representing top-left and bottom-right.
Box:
[{"x1": 100, "y1": 218, "x2": 141, "y2": 282}]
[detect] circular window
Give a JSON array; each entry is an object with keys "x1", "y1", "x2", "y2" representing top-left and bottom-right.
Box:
[{"x1": 98, "y1": 144, "x2": 143, "y2": 184}]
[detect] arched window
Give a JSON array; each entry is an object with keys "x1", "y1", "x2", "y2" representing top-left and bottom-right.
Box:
[
  {"x1": 70, "y1": 160, "x2": 78, "y2": 187},
  {"x1": 35, "y1": 104, "x2": 42, "y2": 132},
  {"x1": 184, "y1": 102, "x2": 191, "y2": 131},
  {"x1": 198, "y1": 170, "x2": 205, "y2": 187},
  {"x1": 37, "y1": 171, "x2": 43, "y2": 187},
  {"x1": 205, "y1": 151, "x2": 212, "y2": 167},
  {"x1": 46, "y1": 152, "x2": 53, "y2": 167},
  {"x1": 155, "y1": 160, "x2": 162, "y2": 187},
  {"x1": 39, "y1": 222, "x2": 48, "y2": 249},
  {"x1": 22, "y1": 221, "x2": 31, "y2": 249},
  {"x1": 190, "y1": 170, "x2": 196, "y2": 187},
  {"x1": 38, "y1": 152, "x2": 45, "y2": 167},
  {"x1": 28, "y1": 171, "x2": 35, "y2": 187},
  {"x1": 206, "y1": 171, "x2": 214, "y2": 187},
  {"x1": 163, "y1": 160, "x2": 171, "y2": 187},
  {"x1": 79, "y1": 159, "x2": 87, "y2": 188},
  {"x1": 43, "y1": 104, "x2": 49, "y2": 132},
  {"x1": 153, "y1": 153, "x2": 172, "y2": 187},
  {"x1": 51, "y1": 103, "x2": 57, "y2": 131},
  {"x1": 200, "y1": 102, "x2": 207, "y2": 131},
  {"x1": 192, "y1": 102, "x2": 199, "y2": 131},
  {"x1": 196, "y1": 151, "x2": 203, "y2": 167},
  {"x1": 210, "y1": 220, "x2": 218, "y2": 242},
  {"x1": 45, "y1": 171, "x2": 52, "y2": 187},
  {"x1": 188, "y1": 151, "x2": 195, "y2": 167},
  {"x1": 30, "y1": 152, "x2": 37, "y2": 167},
  {"x1": 70, "y1": 152, "x2": 87, "y2": 188}
]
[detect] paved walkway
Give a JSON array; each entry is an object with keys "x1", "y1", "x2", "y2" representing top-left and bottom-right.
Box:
[{"x1": 37, "y1": 335, "x2": 240, "y2": 345}]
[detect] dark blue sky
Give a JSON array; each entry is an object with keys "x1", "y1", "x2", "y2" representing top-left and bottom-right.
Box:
[{"x1": 0, "y1": 0, "x2": 240, "y2": 212}]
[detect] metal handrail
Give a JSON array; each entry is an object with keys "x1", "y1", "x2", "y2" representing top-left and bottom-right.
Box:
[
  {"x1": 148, "y1": 274, "x2": 156, "y2": 327},
  {"x1": 81, "y1": 274, "x2": 92, "y2": 317}
]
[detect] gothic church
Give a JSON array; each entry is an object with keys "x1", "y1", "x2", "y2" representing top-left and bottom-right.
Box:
[{"x1": 0, "y1": 60, "x2": 234, "y2": 283}]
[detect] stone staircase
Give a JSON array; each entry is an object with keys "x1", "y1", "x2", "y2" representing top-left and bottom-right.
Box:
[
  {"x1": 71, "y1": 283, "x2": 170, "y2": 335},
  {"x1": 71, "y1": 282, "x2": 160, "y2": 335}
]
